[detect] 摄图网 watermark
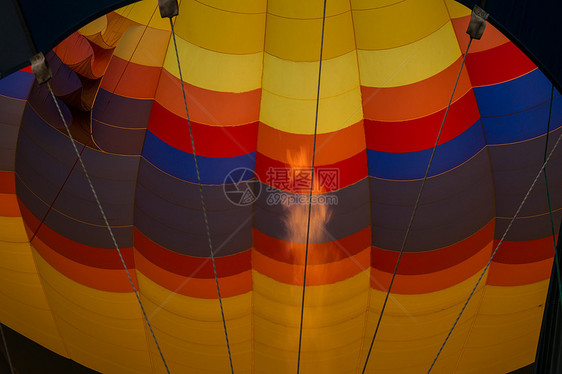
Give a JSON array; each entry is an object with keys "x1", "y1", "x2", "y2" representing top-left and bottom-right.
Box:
[{"x1": 223, "y1": 167, "x2": 340, "y2": 206}]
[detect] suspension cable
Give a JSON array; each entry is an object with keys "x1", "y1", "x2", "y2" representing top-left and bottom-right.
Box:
[
  {"x1": 295, "y1": 1, "x2": 328, "y2": 373},
  {"x1": 427, "y1": 129, "x2": 562, "y2": 373},
  {"x1": 29, "y1": 6, "x2": 157, "y2": 243},
  {"x1": 543, "y1": 84, "x2": 562, "y2": 303},
  {"x1": 168, "y1": 18, "x2": 235, "y2": 374},
  {"x1": 45, "y1": 82, "x2": 170, "y2": 374},
  {"x1": 361, "y1": 38, "x2": 474, "y2": 373}
]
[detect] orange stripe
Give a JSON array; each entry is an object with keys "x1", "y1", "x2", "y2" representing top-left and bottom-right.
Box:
[
  {"x1": 256, "y1": 121, "x2": 366, "y2": 166},
  {"x1": 0, "y1": 193, "x2": 20, "y2": 217},
  {"x1": 101, "y1": 58, "x2": 162, "y2": 98},
  {"x1": 135, "y1": 251, "x2": 251, "y2": 298},
  {"x1": 31, "y1": 229, "x2": 137, "y2": 292},
  {"x1": 155, "y1": 70, "x2": 261, "y2": 125},
  {"x1": 371, "y1": 241, "x2": 493, "y2": 294},
  {"x1": 253, "y1": 248, "x2": 369, "y2": 285},
  {"x1": 54, "y1": 32, "x2": 115, "y2": 79},
  {"x1": 361, "y1": 57, "x2": 472, "y2": 122},
  {"x1": 451, "y1": 16, "x2": 509, "y2": 54},
  {"x1": 253, "y1": 227, "x2": 370, "y2": 265},
  {"x1": 487, "y1": 257, "x2": 553, "y2": 286}
]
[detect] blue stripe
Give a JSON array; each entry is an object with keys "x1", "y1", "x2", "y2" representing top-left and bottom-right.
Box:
[
  {"x1": 473, "y1": 69, "x2": 554, "y2": 117},
  {"x1": 367, "y1": 120, "x2": 486, "y2": 180},
  {"x1": 0, "y1": 71, "x2": 34, "y2": 100},
  {"x1": 142, "y1": 131, "x2": 256, "y2": 184},
  {"x1": 482, "y1": 94, "x2": 562, "y2": 144}
]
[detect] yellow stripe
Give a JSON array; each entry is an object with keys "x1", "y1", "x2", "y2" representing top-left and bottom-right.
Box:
[
  {"x1": 351, "y1": 0, "x2": 403, "y2": 10},
  {"x1": 114, "y1": 26, "x2": 170, "y2": 67},
  {"x1": 253, "y1": 271, "x2": 369, "y2": 373},
  {"x1": 265, "y1": 11, "x2": 355, "y2": 62},
  {"x1": 163, "y1": 35, "x2": 263, "y2": 92},
  {"x1": 32, "y1": 250, "x2": 153, "y2": 374},
  {"x1": 455, "y1": 281, "x2": 548, "y2": 372},
  {"x1": 260, "y1": 87, "x2": 363, "y2": 134},
  {"x1": 268, "y1": 0, "x2": 350, "y2": 19},
  {"x1": 357, "y1": 22, "x2": 461, "y2": 87},
  {"x1": 60, "y1": 328, "x2": 152, "y2": 374},
  {"x1": 445, "y1": 0, "x2": 472, "y2": 19},
  {"x1": 360, "y1": 271, "x2": 487, "y2": 372},
  {"x1": 199, "y1": 0, "x2": 266, "y2": 13},
  {"x1": 116, "y1": 1, "x2": 169, "y2": 30},
  {"x1": 174, "y1": 0, "x2": 266, "y2": 54},
  {"x1": 353, "y1": 0, "x2": 450, "y2": 50},
  {"x1": 263, "y1": 51, "x2": 360, "y2": 100},
  {"x1": 137, "y1": 272, "x2": 251, "y2": 372},
  {"x1": 0, "y1": 215, "x2": 28, "y2": 243},
  {"x1": 79, "y1": 15, "x2": 107, "y2": 36},
  {"x1": 0, "y1": 217, "x2": 66, "y2": 356}
]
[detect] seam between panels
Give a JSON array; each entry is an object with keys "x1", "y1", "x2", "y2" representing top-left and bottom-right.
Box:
[
  {"x1": 446, "y1": 6, "x2": 499, "y2": 370},
  {"x1": 12, "y1": 90, "x2": 71, "y2": 358},
  {"x1": 345, "y1": 1, "x2": 372, "y2": 373},
  {"x1": 451, "y1": 274, "x2": 489, "y2": 373},
  {"x1": 141, "y1": 305, "x2": 157, "y2": 374},
  {"x1": 251, "y1": 1, "x2": 269, "y2": 373},
  {"x1": 27, "y1": 245, "x2": 71, "y2": 358},
  {"x1": 124, "y1": 3, "x2": 166, "y2": 372}
]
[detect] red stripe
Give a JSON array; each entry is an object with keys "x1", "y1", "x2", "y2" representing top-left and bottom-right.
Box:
[
  {"x1": 255, "y1": 151, "x2": 367, "y2": 192},
  {"x1": 371, "y1": 221, "x2": 494, "y2": 275},
  {"x1": 371, "y1": 242, "x2": 492, "y2": 294},
  {"x1": 136, "y1": 251, "x2": 252, "y2": 298},
  {"x1": 254, "y1": 249, "x2": 370, "y2": 286},
  {"x1": 253, "y1": 227, "x2": 370, "y2": 265},
  {"x1": 365, "y1": 90, "x2": 480, "y2": 153},
  {"x1": 133, "y1": 228, "x2": 251, "y2": 278},
  {"x1": 466, "y1": 42, "x2": 536, "y2": 87},
  {"x1": 0, "y1": 171, "x2": 15, "y2": 194},
  {"x1": 19, "y1": 200, "x2": 135, "y2": 269},
  {"x1": 147, "y1": 101, "x2": 258, "y2": 157},
  {"x1": 492, "y1": 236, "x2": 556, "y2": 264}
]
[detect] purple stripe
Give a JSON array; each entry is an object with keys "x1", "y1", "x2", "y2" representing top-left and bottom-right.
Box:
[
  {"x1": 371, "y1": 150, "x2": 495, "y2": 252},
  {"x1": 134, "y1": 159, "x2": 252, "y2": 256},
  {"x1": 254, "y1": 179, "x2": 370, "y2": 243}
]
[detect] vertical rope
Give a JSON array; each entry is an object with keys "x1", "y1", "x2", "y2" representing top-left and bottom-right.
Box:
[
  {"x1": 29, "y1": 6, "x2": 157, "y2": 243},
  {"x1": 427, "y1": 129, "x2": 562, "y2": 373},
  {"x1": 361, "y1": 38, "x2": 473, "y2": 374},
  {"x1": 46, "y1": 82, "x2": 170, "y2": 374},
  {"x1": 168, "y1": 18, "x2": 235, "y2": 374},
  {"x1": 295, "y1": 1, "x2": 328, "y2": 373}
]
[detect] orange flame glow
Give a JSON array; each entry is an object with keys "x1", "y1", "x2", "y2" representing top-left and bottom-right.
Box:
[{"x1": 283, "y1": 147, "x2": 332, "y2": 283}]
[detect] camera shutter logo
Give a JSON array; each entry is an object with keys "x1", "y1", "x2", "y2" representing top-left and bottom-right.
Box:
[{"x1": 223, "y1": 167, "x2": 261, "y2": 206}]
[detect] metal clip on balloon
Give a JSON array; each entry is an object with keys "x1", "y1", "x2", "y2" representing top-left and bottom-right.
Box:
[
  {"x1": 158, "y1": 0, "x2": 178, "y2": 18},
  {"x1": 30, "y1": 52, "x2": 52, "y2": 84},
  {"x1": 467, "y1": 5, "x2": 489, "y2": 40}
]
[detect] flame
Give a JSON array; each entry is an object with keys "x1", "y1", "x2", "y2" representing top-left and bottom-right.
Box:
[
  {"x1": 283, "y1": 147, "x2": 332, "y2": 278},
  {"x1": 282, "y1": 147, "x2": 333, "y2": 356}
]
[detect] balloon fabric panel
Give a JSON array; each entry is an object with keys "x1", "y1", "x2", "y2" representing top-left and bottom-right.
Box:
[{"x1": 0, "y1": 0, "x2": 561, "y2": 373}]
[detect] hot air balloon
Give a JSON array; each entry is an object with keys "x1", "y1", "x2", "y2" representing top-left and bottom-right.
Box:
[{"x1": 0, "y1": 0, "x2": 561, "y2": 373}]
